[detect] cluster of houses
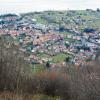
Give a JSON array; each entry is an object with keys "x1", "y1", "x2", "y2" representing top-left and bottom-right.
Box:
[{"x1": 0, "y1": 14, "x2": 100, "y2": 67}]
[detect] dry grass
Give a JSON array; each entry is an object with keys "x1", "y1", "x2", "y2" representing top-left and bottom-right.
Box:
[
  {"x1": 0, "y1": 91, "x2": 61, "y2": 100},
  {"x1": 0, "y1": 36, "x2": 100, "y2": 100}
]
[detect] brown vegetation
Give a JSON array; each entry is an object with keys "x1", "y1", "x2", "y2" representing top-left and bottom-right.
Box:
[{"x1": 0, "y1": 36, "x2": 100, "y2": 100}]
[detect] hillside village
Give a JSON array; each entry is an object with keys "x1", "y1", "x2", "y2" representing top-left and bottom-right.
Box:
[{"x1": 0, "y1": 10, "x2": 100, "y2": 67}]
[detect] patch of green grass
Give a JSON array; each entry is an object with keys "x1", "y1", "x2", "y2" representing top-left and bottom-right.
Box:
[
  {"x1": 36, "y1": 52, "x2": 49, "y2": 58},
  {"x1": 32, "y1": 94, "x2": 61, "y2": 100},
  {"x1": 33, "y1": 15, "x2": 47, "y2": 24},
  {"x1": 51, "y1": 53, "x2": 69, "y2": 63},
  {"x1": 93, "y1": 19, "x2": 100, "y2": 27},
  {"x1": 30, "y1": 64, "x2": 45, "y2": 73},
  {"x1": 64, "y1": 37, "x2": 75, "y2": 43},
  {"x1": 60, "y1": 31, "x2": 73, "y2": 35}
]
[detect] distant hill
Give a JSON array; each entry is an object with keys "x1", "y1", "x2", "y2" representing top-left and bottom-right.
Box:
[{"x1": 21, "y1": 10, "x2": 100, "y2": 31}]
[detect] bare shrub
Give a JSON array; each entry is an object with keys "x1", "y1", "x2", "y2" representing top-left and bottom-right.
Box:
[
  {"x1": 33, "y1": 71, "x2": 70, "y2": 99},
  {"x1": 0, "y1": 36, "x2": 32, "y2": 92},
  {"x1": 64, "y1": 64, "x2": 100, "y2": 100},
  {"x1": 0, "y1": 35, "x2": 100, "y2": 100}
]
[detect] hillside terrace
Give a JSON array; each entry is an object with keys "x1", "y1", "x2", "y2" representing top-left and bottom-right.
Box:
[{"x1": 0, "y1": 14, "x2": 100, "y2": 66}]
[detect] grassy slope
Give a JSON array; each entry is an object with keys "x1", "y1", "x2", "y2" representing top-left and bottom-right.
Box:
[
  {"x1": 29, "y1": 10, "x2": 100, "y2": 29},
  {"x1": 51, "y1": 53, "x2": 68, "y2": 63}
]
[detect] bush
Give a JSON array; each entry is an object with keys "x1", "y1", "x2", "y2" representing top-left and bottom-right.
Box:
[
  {"x1": 0, "y1": 35, "x2": 100, "y2": 100},
  {"x1": 67, "y1": 65, "x2": 100, "y2": 100},
  {"x1": 34, "y1": 72, "x2": 70, "y2": 98},
  {"x1": 0, "y1": 36, "x2": 32, "y2": 92}
]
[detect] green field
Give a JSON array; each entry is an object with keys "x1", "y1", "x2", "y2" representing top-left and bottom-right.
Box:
[
  {"x1": 51, "y1": 53, "x2": 69, "y2": 63},
  {"x1": 23, "y1": 10, "x2": 100, "y2": 31},
  {"x1": 30, "y1": 64, "x2": 45, "y2": 73}
]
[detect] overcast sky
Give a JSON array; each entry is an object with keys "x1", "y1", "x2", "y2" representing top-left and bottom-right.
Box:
[{"x1": 0, "y1": 0, "x2": 99, "y2": 14}]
